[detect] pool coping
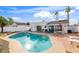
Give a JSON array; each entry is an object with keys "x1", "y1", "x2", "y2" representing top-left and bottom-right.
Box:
[
  {"x1": 6, "y1": 32, "x2": 65, "y2": 53},
  {"x1": 6, "y1": 32, "x2": 53, "y2": 53}
]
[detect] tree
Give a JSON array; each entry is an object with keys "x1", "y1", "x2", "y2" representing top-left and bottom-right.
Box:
[
  {"x1": 8, "y1": 17, "x2": 14, "y2": 25},
  {"x1": 0, "y1": 16, "x2": 14, "y2": 33},
  {"x1": 54, "y1": 11, "x2": 59, "y2": 21},
  {"x1": 65, "y1": 6, "x2": 71, "y2": 26}
]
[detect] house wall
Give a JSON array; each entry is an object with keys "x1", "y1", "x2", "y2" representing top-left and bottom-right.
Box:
[
  {"x1": 30, "y1": 22, "x2": 47, "y2": 31},
  {"x1": 62, "y1": 24, "x2": 68, "y2": 33},
  {"x1": 48, "y1": 23, "x2": 68, "y2": 33},
  {"x1": 30, "y1": 21, "x2": 69, "y2": 33}
]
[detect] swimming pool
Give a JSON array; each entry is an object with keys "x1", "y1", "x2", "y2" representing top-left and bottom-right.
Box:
[{"x1": 9, "y1": 32, "x2": 52, "y2": 52}]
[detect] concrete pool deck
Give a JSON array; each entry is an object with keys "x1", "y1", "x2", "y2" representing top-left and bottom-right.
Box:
[{"x1": 0, "y1": 32, "x2": 79, "y2": 53}]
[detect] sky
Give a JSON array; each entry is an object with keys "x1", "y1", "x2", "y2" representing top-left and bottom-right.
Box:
[{"x1": 0, "y1": 6, "x2": 79, "y2": 25}]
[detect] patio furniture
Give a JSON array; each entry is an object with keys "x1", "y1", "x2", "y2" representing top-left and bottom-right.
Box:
[
  {"x1": 68, "y1": 30, "x2": 72, "y2": 33},
  {"x1": 69, "y1": 36, "x2": 79, "y2": 45}
]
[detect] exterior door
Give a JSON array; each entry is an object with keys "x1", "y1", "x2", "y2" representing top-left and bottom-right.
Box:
[
  {"x1": 37, "y1": 26, "x2": 42, "y2": 32},
  {"x1": 49, "y1": 26, "x2": 54, "y2": 33}
]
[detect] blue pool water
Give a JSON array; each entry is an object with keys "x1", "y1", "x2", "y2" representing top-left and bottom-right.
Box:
[{"x1": 9, "y1": 32, "x2": 52, "y2": 52}]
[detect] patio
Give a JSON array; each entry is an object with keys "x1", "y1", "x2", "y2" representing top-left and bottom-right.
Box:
[{"x1": 0, "y1": 32, "x2": 79, "y2": 53}]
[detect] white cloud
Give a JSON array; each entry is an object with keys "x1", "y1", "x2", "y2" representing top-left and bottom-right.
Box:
[
  {"x1": 34, "y1": 11, "x2": 52, "y2": 18},
  {"x1": 69, "y1": 10, "x2": 74, "y2": 14},
  {"x1": 11, "y1": 17, "x2": 25, "y2": 22},
  {"x1": 59, "y1": 11, "x2": 65, "y2": 16},
  {"x1": 33, "y1": 10, "x2": 57, "y2": 22},
  {"x1": 12, "y1": 17, "x2": 21, "y2": 20}
]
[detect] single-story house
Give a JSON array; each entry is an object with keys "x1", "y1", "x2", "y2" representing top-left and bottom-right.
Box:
[{"x1": 30, "y1": 20, "x2": 69, "y2": 33}]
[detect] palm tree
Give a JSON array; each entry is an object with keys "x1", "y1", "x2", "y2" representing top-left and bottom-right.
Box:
[
  {"x1": 54, "y1": 11, "x2": 59, "y2": 21},
  {"x1": 65, "y1": 6, "x2": 71, "y2": 26},
  {"x1": 0, "y1": 16, "x2": 14, "y2": 33},
  {"x1": 8, "y1": 17, "x2": 14, "y2": 25}
]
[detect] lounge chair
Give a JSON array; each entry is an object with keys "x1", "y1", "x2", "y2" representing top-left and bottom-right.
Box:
[{"x1": 69, "y1": 36, "x2": 79, "y2": 44}]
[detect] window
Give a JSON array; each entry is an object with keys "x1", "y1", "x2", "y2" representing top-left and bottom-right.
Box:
[{"x1": 55, "y1": 24, "x2": 62, "y2": 31}]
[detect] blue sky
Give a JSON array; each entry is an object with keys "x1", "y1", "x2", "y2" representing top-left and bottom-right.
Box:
[{"x1": 0, "y1": 6, "x2": 79, "y2": 24}]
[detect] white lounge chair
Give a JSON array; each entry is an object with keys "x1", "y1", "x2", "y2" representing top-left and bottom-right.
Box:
[{"x1": 69, "y1": 36, "x2": 79, "y2": 44}]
